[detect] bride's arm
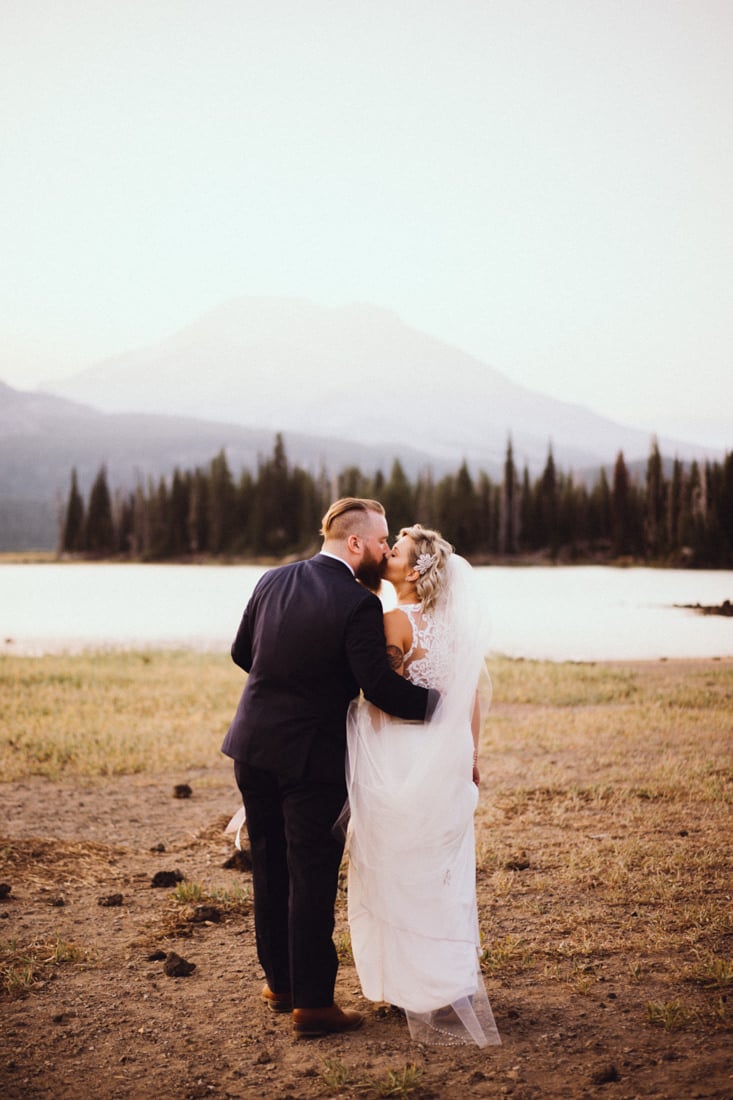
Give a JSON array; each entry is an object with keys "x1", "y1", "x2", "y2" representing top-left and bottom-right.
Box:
[
  {"x1": 350, "y1": 609, "x2": 414, "y2": 734},
  {"x1": 383, "y1": 608, "x2": 412, "y2": 676}
]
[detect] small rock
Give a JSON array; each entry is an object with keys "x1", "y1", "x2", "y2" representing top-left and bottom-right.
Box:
[
  {"x1": 173, "y1": 783, "x2": 192, "y2": 799},
  {"x1": 150, "y1": 842, "x2": 166, "y2": 852},
  {"x1": 591, "y1": 1064, "x2": 620, "y2": 1085},
  {"x1": 223, "y1": 849, "x2": 252, "y2": 871},
  {"x1": 146, "y1": 950, "x2": 167, "y2": 961},
  {"x1": 98, "y1": 893, "x2": 123, "y2": 907},
  {"x1": 50, "y1": 896, "x2": 65, "y2": 907},
  {"x1": 189, "y1": 904, "x2": 222, "y2": 924},
  {"x1": 0, "y1": 883, "x2": 12, "y2": 900},
  {"x1": 256, "y1": 1050, "x2": 272, "y2": 1065},
  {"x1": 150, "y1": 870, "x2": 184, "y2": 888},
  {"x1": 163, "y1": 951, "x2": 196, "y2": 977}
]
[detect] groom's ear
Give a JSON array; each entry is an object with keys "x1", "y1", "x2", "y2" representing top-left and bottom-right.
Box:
[{"x1": 346, "y1": 533, "x2": 361, "y2": 555}]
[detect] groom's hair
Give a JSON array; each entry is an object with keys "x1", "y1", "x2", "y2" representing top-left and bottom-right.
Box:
[{"x1": 320, "y1": 497, "x2": 385, "y2": 541}]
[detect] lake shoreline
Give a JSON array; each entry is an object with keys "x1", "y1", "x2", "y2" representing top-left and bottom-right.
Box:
[{"x1": 1, "y1": 547, "x2": 729, "y2": 570}]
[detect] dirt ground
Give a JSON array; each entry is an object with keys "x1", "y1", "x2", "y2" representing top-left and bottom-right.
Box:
[{"x1": 1, "y1": 695, "x2": 732, "y2": 1100}]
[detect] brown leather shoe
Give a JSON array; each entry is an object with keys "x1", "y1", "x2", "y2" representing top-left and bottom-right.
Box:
[
  {"x1": 292, "y1": 1003, "x2": 364, "y2": 1038},
  {"x1": 261, "y1": 984, "x2": 292, "y2": 1013}
]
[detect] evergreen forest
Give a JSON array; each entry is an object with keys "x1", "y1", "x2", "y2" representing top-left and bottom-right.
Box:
[{"x1": 59, "y1": 434, "x2": 733, "y2": 568}]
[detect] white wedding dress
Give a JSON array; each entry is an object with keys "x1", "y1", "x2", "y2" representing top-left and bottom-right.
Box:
[{"x1": 345, "y1": 556, "x2": 500, "y2": 1047}]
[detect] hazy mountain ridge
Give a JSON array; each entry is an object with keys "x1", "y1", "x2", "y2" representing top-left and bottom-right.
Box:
[
  {"x1": 2, "y1": 299, "x2": 723, "y2": 550},
  {"x1": 40, "y1": 297, "x2": 715, "y2": 474},
  {"x1": 0, "y1": 380, "x2": 443, "y2": 549}
]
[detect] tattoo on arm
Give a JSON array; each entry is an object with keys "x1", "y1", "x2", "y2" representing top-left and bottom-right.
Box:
[{"x1": 386, "y1": 644, "x2": 404, "y2": 671}]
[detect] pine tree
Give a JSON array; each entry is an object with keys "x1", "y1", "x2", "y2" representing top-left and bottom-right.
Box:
[
  {"x1": 252, "y1": 434, "x2": 292, "y2": 554},
  {"x1": 233, "y1": 469, "x2": 255, "y2": 554},
  {"x1": 381, "y1": 459, "x2": 414, "y2": 538},
  {"x1": 413, "y1": 468, "x2": 436, "y2": 528},
  {"x1": 538, "y1": 445, "x2": 558, "y2": 554},
  {"x1": 519, "y1": 466, "x2": 534, "y2": 551},
  {"x1": 720, "y1": 452, "x2": 733, "y2": 562},
  {"x1": 667, "y1": 458, "x2": 684, "y2": 554},
  {"x1": 187, "y1": 469, "x2": 209, "y2": 555},
  {"x1": 208, "y1": 450, "x2": 236, "y2": 554},
  {"x1": 587, "y1": 466, "x2": 612, "y2": 550},
  {"x1": 84, "y1": 466, "x2": 115, "y2": 555},
  {"x1": 558, "y1": 472, "x2": 583, "y2": 555},
  {"x1": 168, "y1": 469, "x2": 191, "y2": 556},
  {"x1": 61, "y1": 468, "x2": 85, "y2": 552},
  {"x1": 611, "y1": 452, "x2": 631, "y2": 557},
  {"x1": 499, "y1": 438, "x2": 519, "y2": 554},
  {"x1": 338, "y1": 466, "x2": 369, "y2": 499},
  {"x1": 291, "y1": 466, "x2": 321, "y2": 551},
  {"x1": 475, "y1": 472, "x2": 493, "y2": 554},
  {"x1": 690, "y1": 461, "x2": 708, "y2": 561},
  {"x1": 148, "y1": 476, "x2": 170, "y2": 559},
  {"x1": 433, "y1": 459, "x2": 473, "y2": 554},
  {"x1": 115, "y1": 489, "x2": 134, "y2": 555},
  {"x1": 644, "y1": 438, "x2": 666, "y2": 558}
]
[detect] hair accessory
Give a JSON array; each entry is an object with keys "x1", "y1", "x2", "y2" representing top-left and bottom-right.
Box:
[{"x1": 414, "y1": 552, "x2": 436, "y2": 576}]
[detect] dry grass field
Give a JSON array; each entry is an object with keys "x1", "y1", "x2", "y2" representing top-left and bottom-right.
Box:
[{"x1": 1, "y1": 651, "x2": 731, "y2": 1099}]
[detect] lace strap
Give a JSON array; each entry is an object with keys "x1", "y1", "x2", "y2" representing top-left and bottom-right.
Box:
[{"x1": 395, "y1": 603, "x2": 419, "y2": 664}]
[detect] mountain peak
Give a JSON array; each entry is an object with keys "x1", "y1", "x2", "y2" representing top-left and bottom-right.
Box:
[{"x1": 39, "y1": 296, "x2": 717, "y2": 472}]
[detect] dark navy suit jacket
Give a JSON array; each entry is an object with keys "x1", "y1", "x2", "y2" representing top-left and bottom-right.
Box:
[{"x1": 221, "y1": 553, "x2": 432, "y2": 782}]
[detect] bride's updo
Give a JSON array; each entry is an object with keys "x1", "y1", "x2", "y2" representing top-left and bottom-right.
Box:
[{"x1": 399, "y1": 524, "x2": 453, "y2": 611}]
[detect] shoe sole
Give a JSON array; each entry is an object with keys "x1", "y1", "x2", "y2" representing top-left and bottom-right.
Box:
[
  {"x1": 261, "y1": 993, "x2": 292, "y2": 1014},
  {"x1": 293, "y1": 1019, "x2": 364, "y2": 1039}
]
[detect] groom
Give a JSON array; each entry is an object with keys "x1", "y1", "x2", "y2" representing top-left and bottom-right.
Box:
[{"x1": 222, "y1": 497, "x2": 435, "y2": 1037}]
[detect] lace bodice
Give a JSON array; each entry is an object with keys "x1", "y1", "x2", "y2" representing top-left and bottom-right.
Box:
[{"x1": 397, "y1": 603, "x2": 455, "y2": 692}]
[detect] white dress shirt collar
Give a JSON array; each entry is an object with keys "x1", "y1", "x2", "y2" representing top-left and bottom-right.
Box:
[{"x1": 319, "y1": 550, "x2": 355, "y2": 576}]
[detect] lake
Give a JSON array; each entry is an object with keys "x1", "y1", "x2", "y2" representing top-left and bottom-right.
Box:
[{"x1": 1, "y1": 562, "x2": 731, "y2": 662}]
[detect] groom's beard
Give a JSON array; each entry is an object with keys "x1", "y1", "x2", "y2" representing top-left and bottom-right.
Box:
[{"x1": 355, "y1": 552, "x2": 387, "y2": 593}]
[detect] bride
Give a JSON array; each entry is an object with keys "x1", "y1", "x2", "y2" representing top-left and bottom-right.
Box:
[{"x1": 344, "y1": 524, "x2": 501, "y2": 1047}]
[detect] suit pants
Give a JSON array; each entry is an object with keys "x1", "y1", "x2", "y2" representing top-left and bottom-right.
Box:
[{"x1": 234, "y1": 761, "x2": 347, "y2": 1008}]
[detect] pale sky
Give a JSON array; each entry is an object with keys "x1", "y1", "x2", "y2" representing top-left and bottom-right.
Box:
[{"x1": 2, "y1": 0, "x2": 731, "y2": 449}]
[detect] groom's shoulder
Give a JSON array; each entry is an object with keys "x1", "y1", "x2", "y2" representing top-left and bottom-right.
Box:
[
  {"x1": 264, "y1": 553, "x2": 352, "y2": 590},
  {"x1": 310, "y1": 552, "x2": 354, "y2": 580},
  {"x1": 310, "y1": 555, "x2": 380, "y2": 605},
  {"x1": 265, "y1": 554, "x2": 378, "y2": 608}
]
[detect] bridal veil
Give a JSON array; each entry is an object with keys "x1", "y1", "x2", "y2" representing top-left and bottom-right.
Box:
[{"x1": 345, "y1": 555, "x2": 500, "y2": 1047}]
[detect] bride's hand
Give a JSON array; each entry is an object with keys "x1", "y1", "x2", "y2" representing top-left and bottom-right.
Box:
[{"x1": 472, "y1": 763, "x2": 480, "y2": 788}]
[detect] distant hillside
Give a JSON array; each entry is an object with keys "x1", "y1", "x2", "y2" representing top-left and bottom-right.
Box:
[
  {"x1": 0, "y1": 381, "x2": 442, "y2": 550},
  {"x1": 2, "y1": 290, "x2": 725, "y2": 551},
  {"x1": 41, "y1": 297, "x2": 718, "y2": 475}
]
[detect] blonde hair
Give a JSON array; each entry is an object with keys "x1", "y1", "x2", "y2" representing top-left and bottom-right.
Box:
[
  {"x1": 399, "y1": 523, "x2": 453, "y2": 611},
  {"x1": 320, "y1": 497, "x2": 385, "y2": 541}
]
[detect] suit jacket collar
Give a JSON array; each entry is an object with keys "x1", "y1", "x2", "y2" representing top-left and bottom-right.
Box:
[{"x1": 314, "y1": 551, "x2": 355, "y2": 577}]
